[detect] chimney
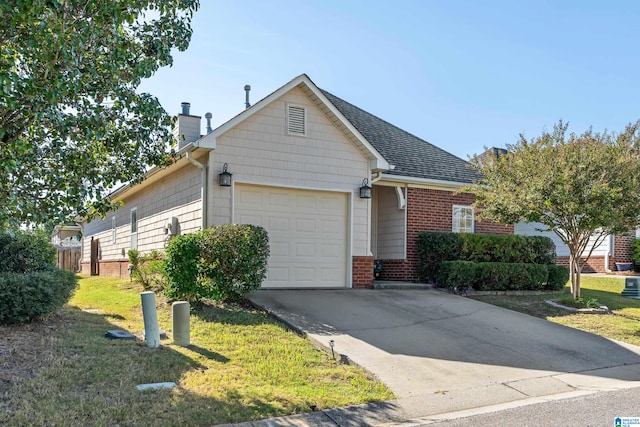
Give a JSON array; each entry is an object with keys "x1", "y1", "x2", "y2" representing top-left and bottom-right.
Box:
[
  {"x1": 172, "y1": 102, "x2": 201, "y2": 149},
  {"x1": 205, "y1": 112, "x2": 213, "y2": 134},
  {"x1": 244, "y1": 85, "x2": 251, "y2": 109}
]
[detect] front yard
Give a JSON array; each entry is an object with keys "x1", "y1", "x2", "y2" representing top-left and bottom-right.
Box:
[
  {"x1": 472, "y1": 275, "x2": 640, "y2": 346},
  {"x1": 0, "y1": 275, "x2": 392, "y2": 426}
]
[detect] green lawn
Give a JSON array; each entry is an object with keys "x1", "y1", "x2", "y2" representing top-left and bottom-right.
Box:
[
  {"x1": 0, "y1": 276, "x2": 392, "y2": 426},
  {"x1": 472, "y1": 275, "x2": 640, "y2": 346}
]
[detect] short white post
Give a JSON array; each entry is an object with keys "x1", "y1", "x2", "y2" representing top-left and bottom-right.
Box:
[
  {"x1": 140, "y1": 291, "x2": 160, "y2": 348},
  {"x1": 172, "y1": 301, "x2": 190, "y2": 347}
]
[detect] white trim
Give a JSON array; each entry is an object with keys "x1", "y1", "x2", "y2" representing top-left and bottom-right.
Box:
[
  {"x1": 232, "y1": 180, "x2": 354, "y2": 288},
  {"x1": 286, "y1": 102, "x2": 307, "y2": 136},
  {"x1": 130, "y1": 207, "x2": 138, "y2": 250},
  {"x1": 380, "y1": 173, "x2": 470, "y2": 191},
  {"x1": 395, "y1": 186, "x2": 406, "y2": 209},
  {"x1": 111, "y1": 216, "x2": 116, "y2": 244},
  {"x1": 452, "y1": 205, "x2": 474, "y2": 233}
]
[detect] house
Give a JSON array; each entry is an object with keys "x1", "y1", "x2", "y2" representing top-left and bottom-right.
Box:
[{"x1": 80, "y1": 74, "x2": 512, "y2": 287}]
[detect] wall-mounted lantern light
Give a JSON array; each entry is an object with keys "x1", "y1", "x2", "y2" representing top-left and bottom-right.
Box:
[
  {"x1": 359, "y1": 178, "x2": 372, "y2": 199},
  {"x1": 219, "y1": 163, "x2": 232, "y2": 187}
]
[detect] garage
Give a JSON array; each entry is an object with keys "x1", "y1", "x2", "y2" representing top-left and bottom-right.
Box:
[{"x1": 234, "y1": 184, "x2": 349, "y2": 288}]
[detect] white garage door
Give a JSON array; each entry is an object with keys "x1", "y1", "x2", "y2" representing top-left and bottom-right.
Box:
[{"x1": 235, "y1": 184, "x2": 348, "y2": 288}]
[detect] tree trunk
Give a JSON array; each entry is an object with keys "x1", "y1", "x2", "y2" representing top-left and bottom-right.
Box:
[{"x1": 569, "y1": 255, "x2": 581, "y2": 300}]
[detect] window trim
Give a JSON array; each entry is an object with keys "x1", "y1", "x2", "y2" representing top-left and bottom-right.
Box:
[
  {"x1": 111, "y1": 216, "x2": 116, "y2": 243},
  {"x1": 452, "y1": 205, "x2": 474, "y2": 233},
  {"x1": 286, "y1": 103, "x2": 306, "y2": 136},
  {"x1": 130, "y1": 208, "x2": 138, "y2": 234}
]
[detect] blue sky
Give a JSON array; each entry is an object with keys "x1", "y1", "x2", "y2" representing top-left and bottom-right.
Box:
[{"x1": 139, "y1": 1, "x2": 640, "y2": 160}]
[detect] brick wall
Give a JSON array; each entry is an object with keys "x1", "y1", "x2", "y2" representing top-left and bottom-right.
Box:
[
  {"x1": 377, "y1": 188, "x2": 513, "y2": 282},
  {"x1": 556, "y1": 256, "x2": 606, "y2": 273},
  {"x1": 614, "y1": 235, "x2": 633, "y2": 265},
  {"x1": 352, "y1": 256, "x2": 374, "y2": 288},
  {"x1": 80, "y1": 259, "x2": 130, "y2": 278}
]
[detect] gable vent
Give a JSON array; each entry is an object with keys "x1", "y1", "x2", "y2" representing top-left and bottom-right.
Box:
[{"x1": 287, "y1": 104, "x2": 306, "y2": 136}]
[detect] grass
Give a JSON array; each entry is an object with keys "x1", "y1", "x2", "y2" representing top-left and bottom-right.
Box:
[
  {"x1": 471, "y1": 275, "x2": 640, "y2": 346},
  {"x1": 0, "y1": 275, "x2": 392, "y2": 426}
]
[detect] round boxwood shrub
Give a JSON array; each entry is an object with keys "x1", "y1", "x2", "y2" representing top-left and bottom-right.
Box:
[{"x1": 0, "y1": 269, "x2": 78, "y2": 324}]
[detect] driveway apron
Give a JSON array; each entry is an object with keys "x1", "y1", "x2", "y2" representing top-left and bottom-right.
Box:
[{"x1": 249, "y1": 288, "x2": 640, "y2": 419}]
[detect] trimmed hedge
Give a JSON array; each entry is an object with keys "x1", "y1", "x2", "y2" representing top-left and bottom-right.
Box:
[
  {"x1": 418, "y1": 231, "x2": 557, "y2": 282},
  {"x1": 164, "y1": 224, "x2": 270, "y2": 303},
  {"x1": 417, "y1": 232, "x2": 463, "y2": 282},
  {"x1": 436, "y1": 261, "x2": 568, "y2": 292},
  {"x1": 0, "y1": 269, "x2": 78, "y2": 324}
]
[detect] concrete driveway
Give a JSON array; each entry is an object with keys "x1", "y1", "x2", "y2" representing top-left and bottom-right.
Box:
[{"x1": 249, "y1": 288, "x2": 640, "y2": 422}]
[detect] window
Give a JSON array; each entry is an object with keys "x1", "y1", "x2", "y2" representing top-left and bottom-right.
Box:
[
  {"x1": 111, "y1": 216, "x2": 116, "y2": 243},
  {"x1": 452, "y1": 205, "x2": 474, "y2": 233},
  {"x1": 287, "y1": 103, "x2": 306, "y2": 136},
  {"x1": 130, "y1": 208, "x2": 138, "y2": 250},
  {"x1": 130, "y1": 209, "x2": 137, "y2": 233}
]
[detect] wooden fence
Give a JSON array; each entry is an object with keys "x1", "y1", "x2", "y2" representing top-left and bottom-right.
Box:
[{"x1": 57, "y1": 248, "x2": 81, "y2": 272}]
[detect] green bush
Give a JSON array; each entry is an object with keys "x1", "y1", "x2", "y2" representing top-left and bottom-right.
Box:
[
  {"x1": 545, "y1": 264, "x2": 569, "y2": 290},
  {"x1": 0, "y1": 269, "x2": 78, "y2": 324},
  {"x1": 199, "y1": 225, "x2": 270, "y2": 303},
  {"x1": 417, "y1": 232, "x2": 463, "y2": 282},
  {"x1": 437, "y1": 261, "x2": 549, "y2": 291},
  {"x1": 164, "y1": 233, "x2": 203, "y2": 303},
  {"x1": 128, "y1": 249, "x2": 165, "y2": 292},
  {"x1": 418, "y1": 232, "x2": 556, "y2": 282},
  {"x1": 0, "y1": 230, "x2": 56, "y2": 273},
  {"x1": 163, "y1": 225, "x2": 270, "y2": 303}
]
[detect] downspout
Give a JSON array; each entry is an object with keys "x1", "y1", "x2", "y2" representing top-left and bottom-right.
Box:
[
  {"x1": 186, "y1": 151, "x2": 207, "y2": 230},
  {"x1": 605, "y1": 234, "x2": 614, "y2": 273}
]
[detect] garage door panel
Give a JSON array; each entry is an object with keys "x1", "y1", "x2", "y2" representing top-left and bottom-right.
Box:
[
  {"x1": 295, "y1": 218, "x2": 317, "y2": 233},
  {"x1": 235, "y1": 184, "x2": 348, "y2": 288}
]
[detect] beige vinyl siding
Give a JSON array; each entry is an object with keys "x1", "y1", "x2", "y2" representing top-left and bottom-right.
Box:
[
  {"x1": 374, "y1": 185, "x2": 406, "y2": 259},
  {"x1": 514, "y1": 221, "x2": 610, "y2": 257},
  {"x1": 82, "y1": 162, "x2": 203, "y2": 261},
  {"x1": 209, "y1": 86, "x2": 371, "y2": 256}
]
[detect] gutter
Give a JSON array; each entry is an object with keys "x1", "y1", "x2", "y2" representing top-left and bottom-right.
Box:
[{"x1": 380, "y1": 173, "x2": 471, "y2": 191}]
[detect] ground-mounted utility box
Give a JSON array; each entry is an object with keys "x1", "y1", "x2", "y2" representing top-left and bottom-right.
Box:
[{"x1": 621, "y1": 277, "x2": 640, "y2": 299}]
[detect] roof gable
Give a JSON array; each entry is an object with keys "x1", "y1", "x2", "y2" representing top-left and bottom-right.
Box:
[
  {"x1": 198, "y1": 74, "x2": 390, "y2": 171},
  {"x1": 320, "y1": 90, "x2": 480, "y2": 184}
]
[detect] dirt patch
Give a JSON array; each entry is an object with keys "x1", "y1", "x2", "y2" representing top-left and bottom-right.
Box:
[{"x1": 0, "y1": 313, "x2": 73, "y2": 399}]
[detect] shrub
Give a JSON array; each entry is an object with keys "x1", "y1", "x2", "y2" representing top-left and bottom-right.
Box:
[
  {"x1": 128, "y1": 249, "x2": 165, "y2": 292},
  {"x1": 0, "y1": 230, "x2": 56, "y2": 273},
  {"x1": 0, "y1": 269, "x2": 78, "y2": 324},
  {"x1": 545, "y1": 265, "x2": 569, "y2": 291},
  {"x1": 418, "y1": 232, "x2": 556, "y2": 283},
  {"x1": 199, "y1": 225, "x2": 270, "y2": 303},
  {"x1": 437, "y1": 261, "x2": 549, "y2": 291},
  {"x1": 164, "y1": 233, "x2": 203, "y2": 303},
  {"x1": 417, "y1": 232, "x2": 463, "y2": 282},
  {"x1": 163, "y1": 225, "x2": 270, "y2": 303}
]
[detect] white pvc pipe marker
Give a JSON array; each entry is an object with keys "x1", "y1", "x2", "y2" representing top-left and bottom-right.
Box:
[
  {"x1": 172, "y1": 301, "x2": 190, "y2": 347},
  {"x1": 140, "y1": 291, "x2": 160, "y2": 348}
]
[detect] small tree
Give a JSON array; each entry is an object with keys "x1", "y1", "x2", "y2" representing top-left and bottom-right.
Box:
[{"x1": 472, "y1": 120, "x2": 640, "y2": 299}]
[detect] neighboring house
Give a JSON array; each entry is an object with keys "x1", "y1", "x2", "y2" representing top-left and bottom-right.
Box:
[
  {"x1": 51, "y1": 224, "x2": 82, "y2": 272},
  {"x1": 80, "y1": 74, "x2": 511, "y2": 287},
  {"x1": 515, "y1": 222, "x2": 633, "y2": 273}
]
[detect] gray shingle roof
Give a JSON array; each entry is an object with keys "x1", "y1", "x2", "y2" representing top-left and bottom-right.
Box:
[{"x1": 321, "y1": 89, "x2": 480, "y2": 184}]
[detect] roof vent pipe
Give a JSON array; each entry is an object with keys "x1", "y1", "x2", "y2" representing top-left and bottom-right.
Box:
[
  {"x1": 205, "y1": 112, "x2": 213, "y2": 134},
  {"x1": 244, "y1": 85, "x2": 251, "y2": 109},
  {"x1": 181, "y1": 102, "x2": 191, "y2": 115}
]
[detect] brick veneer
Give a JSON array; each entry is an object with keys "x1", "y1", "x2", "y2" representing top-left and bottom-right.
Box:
[
  {"x1": 377, "y1": 188, "x2": 513, "y2": 282},
  {"x1": 80, "y1": 259, "x2": 130, "y2": 278},
  {"x1": 352, "y1": 256, "x2": 374, "y2": 288}
]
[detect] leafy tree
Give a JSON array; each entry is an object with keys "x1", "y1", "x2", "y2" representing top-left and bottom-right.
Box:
[
  {"x1": 471, "y1": 120, "x2": 640, "y2": 299},
  {"x1": 0, "y1": 0, "x2": 199, "y2": 227}
]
